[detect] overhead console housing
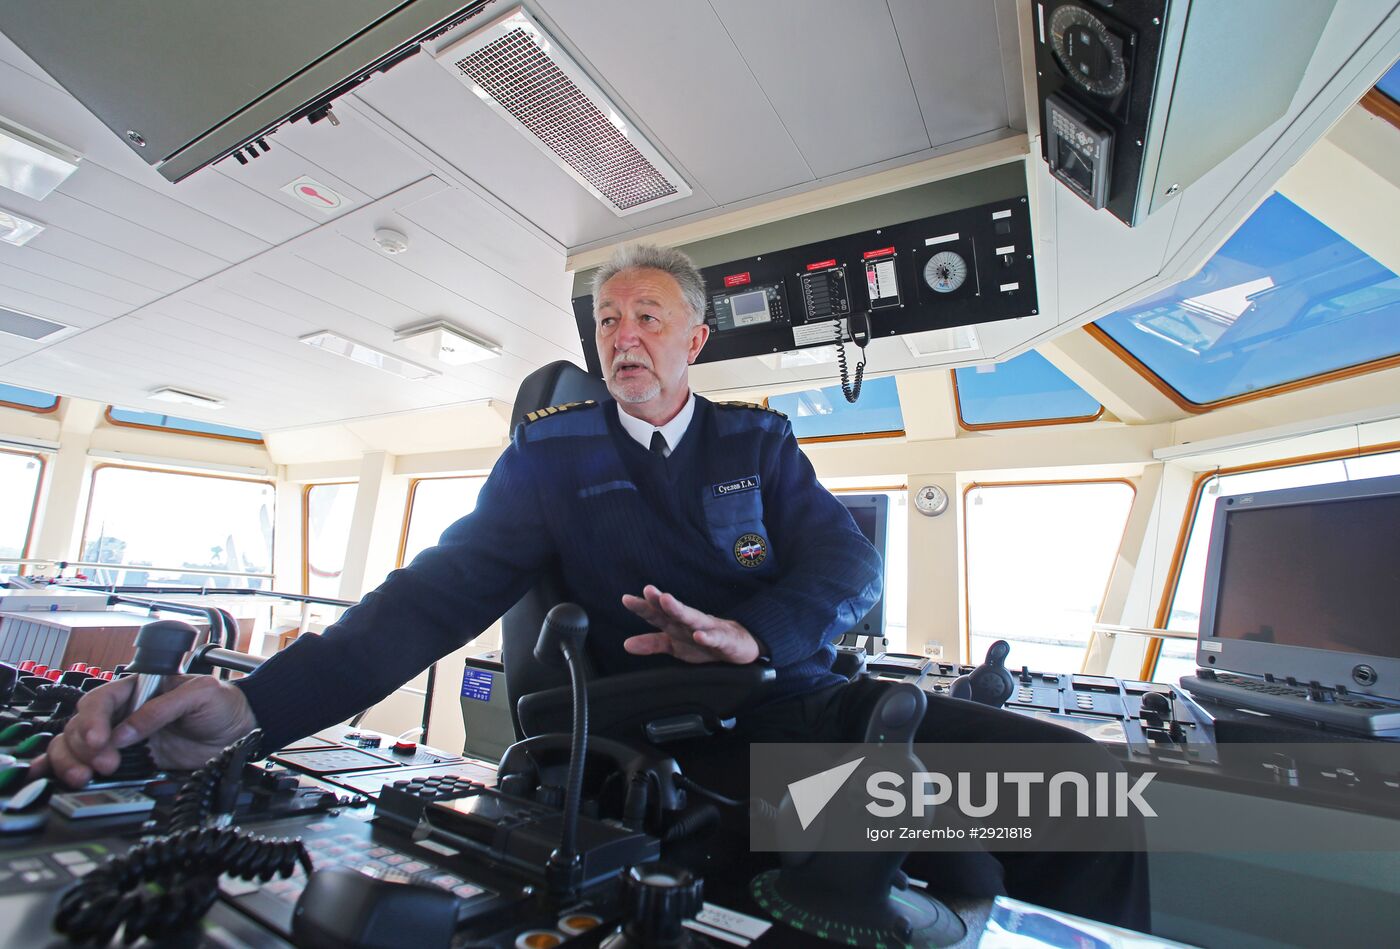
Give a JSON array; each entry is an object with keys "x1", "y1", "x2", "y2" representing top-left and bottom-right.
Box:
[
  {"x1": 571, "y1": 179, "x2": 1037, "y2": 377},
  {"x1": 1031, "y1": 0, "x2": 1337, "y2": 226},
  {"x1": 0, "y1": 0, "x2": 490, "y2": 182}
]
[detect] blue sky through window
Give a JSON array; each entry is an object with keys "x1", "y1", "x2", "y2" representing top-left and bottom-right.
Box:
[
  {"x1": 0, "y1": 383, "x2": 57, "y2": 410},
  {"x1": 1378, "y1": 58, "x2": 1400, "y2": 103},
  {"x1": 767, "y1": 376, "x2": 903, "y2": 438},
  {"x1": 955, "y1": 350, "x2": 1101, "y2": 426},
  {"x1": 109, "y1": 408, "x2": 262, "y2": 441},
  {"x1": 1094, "y1": 193, "x2": 1400, "y2": 404}
]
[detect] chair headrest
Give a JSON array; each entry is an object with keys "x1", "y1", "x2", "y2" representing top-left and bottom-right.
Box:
[{"x1": 510, "y1": 361, "x2": 609, "y2": 429}]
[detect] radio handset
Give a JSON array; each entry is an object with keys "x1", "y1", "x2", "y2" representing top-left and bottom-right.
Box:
[{"x1": 836, "y1": 310, "x2": 871, "y2": 403}]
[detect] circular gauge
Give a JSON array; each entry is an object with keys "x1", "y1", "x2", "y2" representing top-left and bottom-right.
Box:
[
  {"x1": 915, "y1": 485, "x2": 949, "y2": 517},
  {"x1": 923, "y1": 251, "x2": 967, "y2": 294},
  {"x1": 1049, "y1": 4, "x2": 1127, "y2": 98}
]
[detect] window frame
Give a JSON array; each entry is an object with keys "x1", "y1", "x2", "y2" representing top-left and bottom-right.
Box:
[
  {"x1": 961, "y1": 478, "x2": 1137, "y2": 666},
  {"x1": 1140, "y1": 439, "x2": 1400, "y2": 680},
  {"x1": 104, "y1": 406, "x2": 264, "y2": 445},
  {"x1": 1086, "y1": 317, "x2": 1400, "y2": 416},
  {"x1": 396, "y1": 474, "x2": 489, "y2": 569},
  {"x1": 950, "y1": 368, "x2": 1105, "y2": 431},
  {"x1": 301, "y1": 481, "x2": 357, "y2": 596},
  {"x1": 1360, "y1": 87, "x2": 1400, "y2": 131},
  {"x1": 0, "y1": 391, "x2": 60, "y2": 415},
  {"x1": 79, "y1": 462, "x2": 277, "y2": 580},
  {"x1": 0, "y1": 448, "x2": 47, "y2": 573}
]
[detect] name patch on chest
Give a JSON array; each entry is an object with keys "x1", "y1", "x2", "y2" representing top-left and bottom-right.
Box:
[{"x1": 712, "y1": 475, "x2": 760, "y2": 497}]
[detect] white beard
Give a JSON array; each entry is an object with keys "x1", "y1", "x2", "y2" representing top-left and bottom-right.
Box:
[{"x1": 608, "y1": 371, "x2": 661, "y2": 404}]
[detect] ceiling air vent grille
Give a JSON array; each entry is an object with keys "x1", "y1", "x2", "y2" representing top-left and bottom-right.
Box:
[
  {"x1": 433, "y1": 7, "x2": 690, "y2": 216},
  {"x1": 0, "y1": 306, "x2": 67, "y2": 341}
]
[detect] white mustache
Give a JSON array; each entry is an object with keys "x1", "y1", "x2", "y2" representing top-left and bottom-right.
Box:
[{"x1": 611, "y1": 353, "x2": 653, "y2": 373}]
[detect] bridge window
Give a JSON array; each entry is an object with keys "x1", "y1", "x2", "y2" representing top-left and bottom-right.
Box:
[
  {"x1": 0, "y1": 449, "x2": 44, "y2": 578},
  {"x1": 1148, "y1": 449, "x2": 1400, "y2": 684},
  {"x1": 1091, "y1": 193, "x2": 1400, "y2": 408},
  {"x1": 766, "y1": 376, "x2": 904, "y2": 441},
  {"x1": 952, "y1": 350, "x2": 1102, "y2": 429},
  {"x1": 106, "y1": 407, "x2": 263, "y2": 443},
  {"x1": 1378, "y1": 59, "x2": 1400, "y2": 103},
  {"x1": 0, "y1": 383, "x2": 59, "y2": 413},
  {"x1": 303, "y1": 482, "x2": 357, "y2": 598},
  {"x1": 81, "y1": 465, "x2": 274, "y2": 588},
  {"x1": 398, "y1": 476, "x2": 488, "y2": 567},
  {"x1": 965, "y1": 481, "x2": 1135, "y2": 672}
]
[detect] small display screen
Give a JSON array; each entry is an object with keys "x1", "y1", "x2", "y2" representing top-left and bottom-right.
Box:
[
  {"x1": 712, "y1": 286, "x2": 777, "y2": 332},
  {"x1": 1055, "y1": 133, "x2": 1095, "y2": 195}
]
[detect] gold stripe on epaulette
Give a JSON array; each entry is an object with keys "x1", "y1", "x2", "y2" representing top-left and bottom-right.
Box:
[
  {"x1": 715, "y1": 400, "x2": 787, "y2": 419},
  {"x1": 523, "y1": 399, "x2": 597, "y2": 424}
]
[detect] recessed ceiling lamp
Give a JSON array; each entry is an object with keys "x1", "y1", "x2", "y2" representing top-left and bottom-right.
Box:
[
  {"x1": 395, "y1": 320, "x2": 501, "y2": 365},
  {"x1": 149, "y1": 386, "x2": 225, "y2": 409},
  {"x1": 0, "y1": 207, "x2": 43, "y2": 246},
  {"x1": 300, "y1": 330, "x2": 439, "y2": 380},
  {"x1": 0, "y1": 116, "x2": 81, "y2": 200}
]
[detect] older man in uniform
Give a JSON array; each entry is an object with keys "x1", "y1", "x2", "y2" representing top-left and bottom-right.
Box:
[{"x1": 39, "y1": 243, "x2": 1147, "y2": 929}]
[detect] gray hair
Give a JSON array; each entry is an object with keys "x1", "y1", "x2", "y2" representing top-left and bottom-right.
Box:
[{"x1": 591, "y1": 243, "x2": 706, "y2": 326}]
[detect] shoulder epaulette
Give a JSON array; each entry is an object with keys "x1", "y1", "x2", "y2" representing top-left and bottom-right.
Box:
[
  {"x1": 523, "y1": 399, "x2": 599, "y2": 424},
  {"x1": 714, "y1": 400, "x2": 787, "y2": 420}
]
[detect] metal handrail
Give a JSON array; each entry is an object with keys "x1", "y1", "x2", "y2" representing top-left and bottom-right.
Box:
[{"x1": 0, "y1": 557, "x2": 274, "y2": 580}]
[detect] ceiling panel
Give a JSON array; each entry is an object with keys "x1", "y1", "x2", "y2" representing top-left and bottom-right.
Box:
[
  {"x1": 353, "y1": 55, "x2": 717, "y2": 248},
  {"x1": 57, "y1": 163, "x2": 272, "y2": 262},
  {"x1": 269, "y1": 102, "x2": 432, "y2": 200},
  {"x1": 212, "y1": 143, "x2": 372, "y2": 224},
  {"x1": 889, "y1": 0, "x2": 1011, "y2": 146},
  {"x1": 708, "y1": 0, "x2": 931, "y2": 178},
  {"x1": 0, "y1": 262, "x2": 131, "y2": 318},
  {"x1": 0, "y1": 243, "x2": 160, "y2": 307},
  {"x1": 19, "y1": 229, "x2": 191, "y2": 295},
  {"x1": 0, "y1": 282, "x2": 111, "y2": 332},
  {"x1": 534, "y1": 0, "x2": 813, "y2": 206}
]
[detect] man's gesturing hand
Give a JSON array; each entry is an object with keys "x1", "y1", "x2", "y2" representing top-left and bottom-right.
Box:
[
  {"x1": 621, "y1": 585, "x2": 761, "y2": 664},
  {"x1": 30, "y1": 674, "x2": 259, "y2": 788}
]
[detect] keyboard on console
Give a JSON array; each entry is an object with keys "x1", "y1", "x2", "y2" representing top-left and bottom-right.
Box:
[{"x1": 1182, "y1": 671, "x2": 1400, "y2": 738}]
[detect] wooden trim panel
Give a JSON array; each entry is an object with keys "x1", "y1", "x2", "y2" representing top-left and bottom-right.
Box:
[
  {"x1": 1360, "y1": 87, "x2": 1400, "y2": 130},
  {"x1": 0, "y1": 395, "x2": 61, "y2": 415}
]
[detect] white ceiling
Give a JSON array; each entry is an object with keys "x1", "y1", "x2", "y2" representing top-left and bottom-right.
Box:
[{"x1": 0, "y1": 0, "x2": 1021, "y2": 433}]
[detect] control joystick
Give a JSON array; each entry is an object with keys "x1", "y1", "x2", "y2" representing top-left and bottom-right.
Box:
[
  {"x1": 949, "y1": 640, "x2": 1015, "y2": 708},
  {"x1": 111, "y1": 620, "x2": 199, "y2": 780}
]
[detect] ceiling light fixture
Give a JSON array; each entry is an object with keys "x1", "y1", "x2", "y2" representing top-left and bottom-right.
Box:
[
  {"x1": 149, "y1": 386, "x2": 225, "y2": 409},
  {"x1": 0, "y1": 117, "x2": 81, "y2": 200},
  {"x1": 394, "y1": 320, "x2": 501, "y2": 365},
  {"x1": 300, "y1": 330, "x2": 439, "y2": 380},
  {"x1": 0, "y1": 207, "x2": 43, "y2": 246}
]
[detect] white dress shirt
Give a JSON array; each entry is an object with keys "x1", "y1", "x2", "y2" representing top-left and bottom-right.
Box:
[{"x1": 615, "y1": 391, "x2": 696, "y2": 458}]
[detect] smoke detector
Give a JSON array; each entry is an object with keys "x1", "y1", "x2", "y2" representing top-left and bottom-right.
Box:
[
  {"x1": 431, "y1": 7, "x2": 691, "y2": 216},
  {"x1": 374, "y1": 228, "x2": 409, "y2": 255}
]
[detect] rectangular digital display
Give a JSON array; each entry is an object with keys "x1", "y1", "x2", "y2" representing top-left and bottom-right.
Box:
[
  {"x1": 1214, "y1": 495, "x2": 1400, "y2": 658},
  {"x1": 711, "y1": 285, "x2": 781, "y2": 332}
]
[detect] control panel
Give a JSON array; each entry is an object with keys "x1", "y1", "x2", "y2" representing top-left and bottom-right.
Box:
[{"x1": 572, "y1": 197, "x2": 1037, "y2": 372}]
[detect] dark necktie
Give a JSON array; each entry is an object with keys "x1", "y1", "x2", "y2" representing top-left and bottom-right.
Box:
[{"x1": 649, "y1": 431, "x2": 668, "y2": 457}]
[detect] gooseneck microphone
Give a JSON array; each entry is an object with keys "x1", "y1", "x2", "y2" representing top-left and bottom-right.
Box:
[{"x1": 534, "y1": 602, "x2": 590, "y2": 898}]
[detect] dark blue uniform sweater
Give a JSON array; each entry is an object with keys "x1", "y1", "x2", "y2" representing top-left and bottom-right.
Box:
[{"x1": 237, "y1": 396, "x2": 883, "y2": 751}]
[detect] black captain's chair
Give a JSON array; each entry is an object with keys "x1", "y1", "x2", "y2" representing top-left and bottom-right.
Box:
[{"x1": 500, "y1": 361, "x2": 775, "y2": 747}]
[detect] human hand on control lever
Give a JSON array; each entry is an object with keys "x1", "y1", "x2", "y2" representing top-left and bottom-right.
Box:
[
  {"x1": 621, "y1": 584, "x2": 761, "y2": 664},
  {"x1": 30, "y1": 674, "x2": 258, "y2": 788}
]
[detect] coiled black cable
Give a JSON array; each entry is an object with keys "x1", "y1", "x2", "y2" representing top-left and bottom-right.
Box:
[
  {"x1": 834, "y1": 319, "x2": 866, "y2": 403},
  {"x1": 53, "y1": 729, "x2": 312, "y2": 945}
]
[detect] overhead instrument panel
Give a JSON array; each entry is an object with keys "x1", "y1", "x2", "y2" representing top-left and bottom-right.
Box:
[
  {"x1": 1030, "y1": 0, "x2": 1337, "y2": 226},
  {"x1": 570, "y1": 198, "x2": 1037, "y2": 373}
]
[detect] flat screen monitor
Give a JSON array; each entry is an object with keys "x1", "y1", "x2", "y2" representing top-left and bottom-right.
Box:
[
  {"x1": 835, "y1": 493, "x2": 888, "y2": 646},
  {"x1": 1196, "y1": 473, "x2": 1400, "y2": 696}
]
